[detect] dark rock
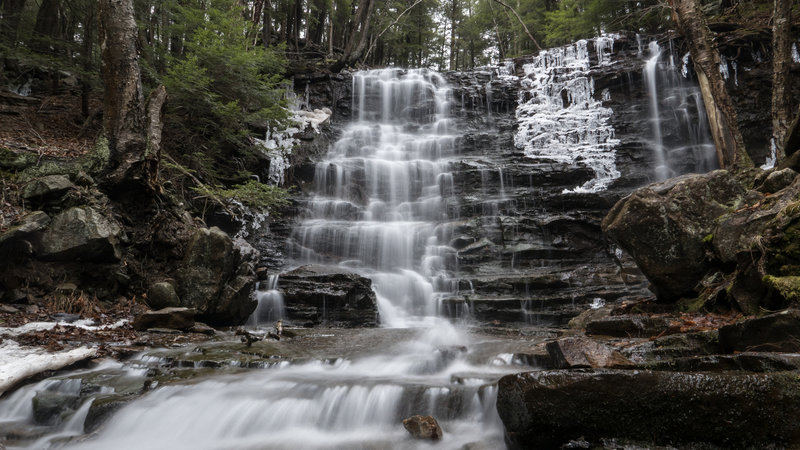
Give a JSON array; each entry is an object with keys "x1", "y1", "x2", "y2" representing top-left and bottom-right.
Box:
[
  {"x1": 132, "y1": 307, "x2": 196, "y2": 331},
  {"x1": 2, "y1": 289, "x2": 28, "y2": 304},
  {"x1": 279, "y1": 265, "x2": 379, "y2": 327},
  {"x1": 0, "y1": 211, "x2": 50, "y2": 247},
  {"x1": 719, "y1": 309, "x2": 800, "y2": 353},
  {"x1": 602, "y1": 170, "x2": 746, "y2": 300},
  {"x1": 567, "y1": 305, "x2": 612, "y2": 330},
  {"x1": 32, "y1": 390, "x2": 81, "y2": 426},
  {"x1": 757, "y1": 168, "x2": 798, "y2": 193},
  {"x1": 51, "y1": 313, "x2": 80, "y2": 322},
  {"x1": 649, "y1": 352, "x2": 800, "y2": 372},
  {"x1": 39, "y1": 206, "x2": 122, "y2": 262},
  {"x1": 176, "y1": 227, "x2": 257, "y2": 325},
  {"x1": 546, "y1": 338, "x2": 633, "y2": 369},
  {"x1": 402, "y1": 415, "x2": 443, "y2": 440},
  {"x1": 55, "y1": 283, "x2": 78, "y2": 294},
  {"x1": 147, "y1": 282, "x2": 180, "y2": 310},
  {"x1": 21, "y1": 175, "x2": 74, "y2": 203},
  {"x1": 497, "y1": 369, "x2": 800, "y2": 448},
  {"x1": 585, "y1": 315, "x2": 676, "y2": 337}
]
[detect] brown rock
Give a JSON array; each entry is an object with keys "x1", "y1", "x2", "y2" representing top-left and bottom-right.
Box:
[
  {"x1": 546, "y1": 337, "x2": 633, "y2": 369},
  {"x1": 133, "y1": 307, "x2": 196, "y2": 331},
  {"x1": 402, "y1": 415, "x2": 443, "y2": 440}
]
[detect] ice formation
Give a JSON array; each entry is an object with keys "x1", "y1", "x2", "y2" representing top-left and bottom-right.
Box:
[{"x1": 514, "y1": 36, "x2": 621, "y2": 193}]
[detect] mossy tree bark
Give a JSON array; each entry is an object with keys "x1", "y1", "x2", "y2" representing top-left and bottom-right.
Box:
[
  {"x1": 668, "y1": 0, "x2": 753, "y2": 170},
  {"x1": 98, "y1": 0, "x2": 166, "y2": 192}
]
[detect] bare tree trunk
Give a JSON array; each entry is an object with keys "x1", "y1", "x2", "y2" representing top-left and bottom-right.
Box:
[
  {"x1": 450, "y1": 0, "x2": 458, "y2": 70},
  {"x1": 330, "y1": 0, "x2": 373, "y2": 71},
  {"x1": 81, "y1": 3, "x2": 95, "y2": 118},
  {"x1": 99, "y1": 0, "x2": 165, "y2": 191},
  {"x1": 668, "y1": 0, "x2": 753, "y2": 170},
  {"x1": 772, "y1": 0, "x2": 794, "y2": 159},
  {"x1": 0, "y1": 0, "x2": 27, "y2": 44},
  {"x1": 491, "y1": 0, "x2": 541, "y2": 52}
]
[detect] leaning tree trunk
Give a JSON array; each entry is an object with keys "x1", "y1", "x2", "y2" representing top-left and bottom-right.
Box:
[
  {"x1": 329, "y1": 0, "x2": 373, "y2": 71},
  {"x1": 772, "y1": 0, "x2": 794, "y2": 159},
  {"x1": 99, "y1": 0, "x2": 166, "y2": 192},
  {"x1": 668, "y1": 0, "x2": 753, "y2": 170}
]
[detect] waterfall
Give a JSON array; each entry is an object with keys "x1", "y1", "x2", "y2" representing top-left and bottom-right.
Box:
[
  {"x1": 289, "y1": 68, "x2": 459, "y2": 327},
  {"x1": 643, "y1": 40, "x2": 717, "y2": 179},
  {"x1": 645, "y1": 41, "x2": 669, "y2": 180},
  {"x1": 248, "y1": 275, "x2": 286, "y2": 326}
]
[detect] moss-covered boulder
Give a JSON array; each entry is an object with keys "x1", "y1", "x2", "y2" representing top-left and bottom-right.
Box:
[
  {"x1": 38, "y1": 206, "x2": 122, "y2": 262},
  {"x1": 602, "y1": 170, "x2": 746, "y2": 301}
]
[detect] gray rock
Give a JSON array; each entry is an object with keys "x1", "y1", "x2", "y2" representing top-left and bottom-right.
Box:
[
  {"x1": 757, "y1": 168, "x2": 798, "y2": 193},
  {"x1": 0, "y1": 147, "x2": 37, "y2": 170},
  {"x1": 188, "y1": 322, "x2": 215, "y2": 335},
  {"x1": 21, "y1": 175, "x2": 74, "y2": 203},
  {"x1": 0, "y1": 211, "x2": 50, "y2": 246},
  {"x1": 497, "y1": 369, "x2": 800, "y2": 448},
  {"x1": 719, "y1": 309, "x2": 800, "y2": 353},
  {"x1": 132, "y1": 307, "x2": 196, "y2": 331},
  {"x1": 546, "y1": 337, "x2": 633, "y2": 369},
  {"x1": 402, "y1": 415, "x2": 443, "y2": 440},
  {"x1": 278, "y1": 265, "x2": 379, "y2": 327},
  {"x1": 602, "y1": 170, "x2": 746, "y2": 300},
  {"x1": 39, "y1": 207, "x2": 122, "y2": 261},
  {"x1": 585, "y1": 314, "x2": 676, "y2": 338},
  {"x1": 147, "y1": 282, "x2": 181, "y2": 310},
  {"x1": 176, "y1": 227, "x2": 257, "y2": 325}
]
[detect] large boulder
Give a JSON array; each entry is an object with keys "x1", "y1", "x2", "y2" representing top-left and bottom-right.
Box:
[
  {"x1": 176, "y1": 227, "x2": 257, "y2": 325},
  {"x1": 278, "y1": 265, "x2": 379, "y2": 327},
  {"x1": 497, "y1": 369, "x2": 800, "y2": 448},
  {"x1": 38, "y1": 206, "x2": 122, "y2": 261},
  {"x1": 602, "y1": 170, "x2": 746, "y2": 300}
]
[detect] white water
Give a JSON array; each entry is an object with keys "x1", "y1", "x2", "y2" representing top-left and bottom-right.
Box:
[
  {"x1": 249, "y1": 275, "x2": 286, "y2": 326},
  {"x1": 514, "y1": 36, "x2": 621, "y2": 193},
  {"x1": 643, "y1": 40, "x2": 717, "y2": 178},
  {"x1": 290, "y1": 68, "x2": 460, "y2": 327},
  {"x1": 51, "y1": 69, "x2": 518, "y2": 450}
]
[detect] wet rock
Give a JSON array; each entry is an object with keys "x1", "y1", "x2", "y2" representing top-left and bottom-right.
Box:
[
  {"x1": 497, "y1": 369, "x2": 800, "y2": 448},
  {"x1": 32, "y1": 390, "x2": 81, "y2": 426},
  {"x1": 147, "y1": 282, "x2": 180, "y2": 310},
  {"x1": 584, "y1": 315, "x2": 676, "y2": 338},
  {"x1": 38, "y1": 206, "x2": 122, "y2": 262},
  {"x1": 51, "y1": 313, "x2": 80, "y2": 323},
  {"x1": 188, "y1": 322, "x2": 216, "y2": 335},
  {"x1": 649, "y1": 352, "x2": 800, "y2": 372},
  {"x1": 279, "y1": 265, "x2": 379, "y2": 327},
  {"x1": 133, "y1": 307, "x2": 196, "y2": 331},
  {"x1": 21, "y1": 175, "x2": 74, "y2": 203},
  {"x1": 602, "y1": 170, "x2": 746, "y2": 300},
  {"x1": 567, "y1": 305, "x2": 612, "y2": 330},
  {"x1": 402, "y1": 415, "x2": 443, "y2": 440},
  {"x1": 719, "y1": 309, "x2": 800, "y2": 353},
  {"x1": 176, "y1": 227, "x2": 257, "y2": 325},
  {"x1": 546, "y1": 338, "x2": 633, "y2": 369}
]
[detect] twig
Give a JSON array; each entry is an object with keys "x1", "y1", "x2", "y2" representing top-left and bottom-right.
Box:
[
  {"x1": 490, "y1": 0, "x2": 542, "y2": 52},
  {"x1": 363, "y1": 0, "x2": 427, "y2": 62}
]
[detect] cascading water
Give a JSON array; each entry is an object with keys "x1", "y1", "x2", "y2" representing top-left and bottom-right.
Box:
[
  {"x1": 645, "y1": 40, "x2": 717, "y2": 179},
  {"x1": 248, "y1": 275, "x2": 285, "y2": 326},
  {"x1": 43, "y1": 69, "x2": 528, "y2": 450},
  {"x1": 289, "y1": 69, "x2": 460, "y2": 325}
]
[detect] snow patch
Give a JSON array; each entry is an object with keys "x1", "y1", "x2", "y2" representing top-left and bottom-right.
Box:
[
  {"x1": 0, "y1": 319, "x2": 128, "y2": 337},
  {"x1": 0, "y1": 341, "x2": 97, "y2": 395}
]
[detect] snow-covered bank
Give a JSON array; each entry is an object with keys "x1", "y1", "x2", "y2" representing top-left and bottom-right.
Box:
[{"x1": 0, "y1": 340, "x2": 97, "y2": 395}]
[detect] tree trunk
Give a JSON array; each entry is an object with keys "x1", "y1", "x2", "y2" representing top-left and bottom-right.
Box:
[
  {"x1": 330, "y1": 0, "x2": 373, "y2": 71},
  {"x1": 32, "y1": 0, "x2": 61, "y2": 53},
  {"x1": 99, "y1": 0, "x2": 163, "y2": 191},
  {"x1": 772, "y1": 0, "x2": 794, "y2": 159},
  {"x1": 0, "y1": 0, "x2": 27, "y2": 44},
  {"x1": 81, "y1": 3, "x2": 95, "y2": 118},
  {"x1": 668, "y1": 0, "x2": 752, "y2": 170},
  {"x1": 450, "y1": 0, "x2": 458, "y2": 70}
]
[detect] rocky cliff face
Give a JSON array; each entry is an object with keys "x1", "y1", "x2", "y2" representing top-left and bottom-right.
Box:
[{"x1": 264, "y1": 32, "x2": 800, "y2": 328}]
